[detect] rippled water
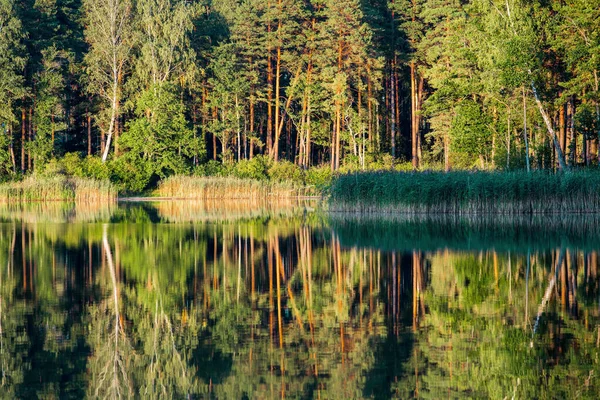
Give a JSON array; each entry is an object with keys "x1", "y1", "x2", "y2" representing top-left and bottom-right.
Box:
[{"x1": 0, "y1": 202, "x2": 599, "y2": 399}]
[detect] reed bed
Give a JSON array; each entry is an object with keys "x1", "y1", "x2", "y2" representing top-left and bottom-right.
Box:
[
  {"x1": 155, "y1": 176, "x2": 317, "y2": 200},
  {"x1": 0, "y1": 176, "x2": 117, "y2": 203},
  {"x1": 329, "y1": 170, "x2": 600, "y2": 214}
]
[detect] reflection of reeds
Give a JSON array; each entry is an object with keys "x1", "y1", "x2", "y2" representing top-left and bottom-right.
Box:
[
  {"x1": 330, "y1": 171, "x2": 600, "y2": 214},
  {"x1": 151, "y1": 199, "x2": 318, "y2": 223},
  {"x1": 0, "y1": 201, "x2": 114, "y2": 223},
  {"x1": 155, "y1": 176, "x2": 318, "y2": 199},
  {"x1": 0, "y1": 176, "x2": 117, "y2": 203},
  {"x1": 330, "y1": 213, "x2": 600, "y2": 252}
]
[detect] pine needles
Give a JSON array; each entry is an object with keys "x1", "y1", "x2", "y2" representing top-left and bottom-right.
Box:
[{"x1": 329, "y1": 171, "x2": 600, "y2": 214}]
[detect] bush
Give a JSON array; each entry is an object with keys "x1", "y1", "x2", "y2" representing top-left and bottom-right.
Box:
[
  {"x1": 268, "y1": 160, "x2": 304, "y2": 184},
  {"x1": 40, "y1": 158, "x2": 66, "y2": 176},
  {"x1": 82, "y1": 156, "x2": 110, "y2": 180},
  {"x1": 232, "y1": 155, "x2": 270, "y2": 180},
  {"x1": 109, "y1": 157, "x2": 153, "y2": 193},
  {"x1": 193, "y1": 160, "x2": 229, "y2": 177},
  {"x1": 305, "y1": 165, "x2": 333, "y2": 190},
  {"x1": 61, "y1": 152, "x2": 85, "y2": 176}
]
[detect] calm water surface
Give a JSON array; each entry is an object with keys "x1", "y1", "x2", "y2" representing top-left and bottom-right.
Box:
[{"x1": 0, "y1": 201, "x2": 599, "y2": 399}]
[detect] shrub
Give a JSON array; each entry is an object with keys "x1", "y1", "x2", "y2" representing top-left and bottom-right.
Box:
[
  {"x1": 61, "y1": 152, "x2": 85, "y2": 176},
  {"x1": 194, "y1": 160, "x2": 229, "y2": 177},
  {"x1": 268, "y1": 160, "x2": 304, "y2": 185},
  {"x1": 233, "y1": 155, "x2": 270, "y2": 180},
  {"x1": 82, "y1": 156, "x2": 110, "y2": 180},
  {"x1": 305, "y1": 165, "x2": 333, "y2": 190},
  {"x1": 109, "y1": 157, "x2": 153, "y2": 193}
]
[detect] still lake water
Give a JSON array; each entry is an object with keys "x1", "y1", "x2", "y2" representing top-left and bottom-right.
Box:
[{"x1": 0, "y1": 201, "x2": 599, "y2": 399}]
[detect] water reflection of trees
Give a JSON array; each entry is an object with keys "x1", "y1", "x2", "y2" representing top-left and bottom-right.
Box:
[{"x1": 0, "y1": 217, "x2": 598, "y2": 398}]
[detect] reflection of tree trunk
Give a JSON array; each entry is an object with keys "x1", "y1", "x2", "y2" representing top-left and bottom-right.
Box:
[
  {"x1": 412, "y1": 252, "x2": 420, "y2": 331},
  {"x1": 526, "y1": 249, "x2": 530, "y2": 325},
  {"x1": 21, "y1": 224, "x2": 26, "y2": 292},
  {"x1": 103, "y1": 225, "x2": 121, "y2": 392},
  {"x1": 493, "y1": 251, "x2": 499, "y2": 294},
  {"x1": 274, "y1": 237, "x2": 284, "y2": 349},
  {"x1": 532, "y1": 248, "x2": 566, "y2": 343},
  {"x1": 92, "y1": 224, "x2": 132, "y2": 398},
  {"x1": 268, "y1": 237, "x2": 274, "y2": 342},
  {"x1": 561, "y1": 250, "x2": 568, "y2": 310}
]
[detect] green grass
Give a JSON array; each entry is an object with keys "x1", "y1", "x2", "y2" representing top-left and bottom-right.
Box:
[
  {"x1": 329, "y1": 170, "x2": 600, "y2": 214},
  {"x1": 0, "y1": 175, "x2": 117, "y2": 203},
  {"x1": 155, "y1": 175, "x2": 319, "y2": 199}
]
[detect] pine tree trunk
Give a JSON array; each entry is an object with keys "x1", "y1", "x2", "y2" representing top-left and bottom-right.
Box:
[
  {"x1": 306, "y1": 96, "x2": 311, "y2": 167},
  {"x1": 594, "y1": 70, "x2": 600, "y2": 164},
  {"x1": 273, "y1": 45, "x2": 282, "y2": 161},
  {"x1": 559, "y1": 103, "x2": 566, "y2": 159},
  {"x1": 28, "y1": 107, "x2": 32, "y2": 171},
  {"x1": 411, "y1": 62, "x2": 418, "y2": 169},
  {"x1": 21, "y1": 108, "x2": 25, "y2": 173},
  {"x1": 390, "y1": 61, "x2": 396, "y2": 159},
  {"x1": 569, "y1": 96, "x2": 576, "y2": 165},
  {"x1": 87, "y1": 108, "x2": 92, "y2": 156}
]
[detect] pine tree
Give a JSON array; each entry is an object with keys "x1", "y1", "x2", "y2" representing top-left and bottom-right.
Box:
[
  {"x1": 0, "y1": 0, "x2": 27, "y2": 175},
  {"x1": 552, "y1": 0, "x2": 600, "y2": 163},
  {"x1": 418, "y1": 0, "x2": 466, "y2": 170},
  {"x1": 390, "y1": 0, "x2": 426, "y2": 168},
  {"x1": 319, "y1": 0, "x2": 375, "y2": 170}
]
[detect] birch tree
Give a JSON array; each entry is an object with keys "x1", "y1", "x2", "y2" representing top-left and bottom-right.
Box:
[{"x1": 83, "y1": 0, "x2": 134, "y2": 163}]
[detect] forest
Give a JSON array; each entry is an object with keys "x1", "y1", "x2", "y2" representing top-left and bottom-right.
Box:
[{"x1": 1, "y1": 0, "x2": 599, "y2": 192}]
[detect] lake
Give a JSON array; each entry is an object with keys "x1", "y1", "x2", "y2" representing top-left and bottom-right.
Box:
[{"x1": 0, "y1": 201, "x2": 598, "y2": 399}]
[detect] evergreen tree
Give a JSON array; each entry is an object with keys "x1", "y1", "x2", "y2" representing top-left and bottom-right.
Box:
[{"x1": 0, "y1": 0, "x2": 27, "y2": 176}]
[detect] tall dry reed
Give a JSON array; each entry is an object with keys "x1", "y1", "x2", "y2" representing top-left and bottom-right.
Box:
[
  {"x1": 155, "y1": 176, "x2": 317, "y2": 200},
  {"x1": 0, "y1": 176, "x2": 117, "y2": 204}
]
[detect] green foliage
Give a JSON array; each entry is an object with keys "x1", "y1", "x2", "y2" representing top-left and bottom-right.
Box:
[
  {"x1": 108, "y1": 156, "x2": 154, "y2": 193},
  {"x1": 232, "y1": 155, "x2": 270, "y2": 181},
  {"x1": 268, "y1": 160, "x2": 304, "y2": 184},
  {"x1": 118, "y1": 83, "x2": 199, "y2": 191},
  {"x1": 193, "y1": 160, "x2": 229, "y2": 177},
  {"x1": 450, "y1": 101, "x2": 493, "y2": 168},
  {"x1": 305, "y1": 165, "x2": 333, "y2": 189},
  {"x1": 0, "y1": 0, "x2": 27, "y2": 124},
  {"x1": 575, "y1": 104, "x2": 599, "y2": 140},
  {"x1": 0, "y1": 134, "x2": 13, "y2": 179},
  {"x1": 42, "y1": 153, "x2": 111, "y2": 181}
]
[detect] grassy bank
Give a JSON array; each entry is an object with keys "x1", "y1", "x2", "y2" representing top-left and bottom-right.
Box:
[
  {"x1": 329, "y1": 171, "x2": 600, "y2": 214},
  {"x1": 0, "y1": 176, "x2": 117, "y2": 203},
  {"x1": 155, "y1": 176, "x2": 319, "y2": 199}
]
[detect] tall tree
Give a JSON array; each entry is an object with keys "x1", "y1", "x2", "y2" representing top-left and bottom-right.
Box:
[
  {"x1": 83, "y1": 0, "x2": 134, "y2": 162},
  {"x1": 0, "y1": 0, "x2": 27, "y2": 175}
]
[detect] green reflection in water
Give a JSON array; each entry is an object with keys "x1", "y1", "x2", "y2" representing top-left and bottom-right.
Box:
[{"x1": 0, "y1": 204, "x2": 598, "y2": 399}]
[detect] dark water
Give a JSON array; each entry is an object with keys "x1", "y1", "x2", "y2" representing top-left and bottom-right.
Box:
[{"x1": 0, "y1": 202, "x2": 599, "y2": 399}]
